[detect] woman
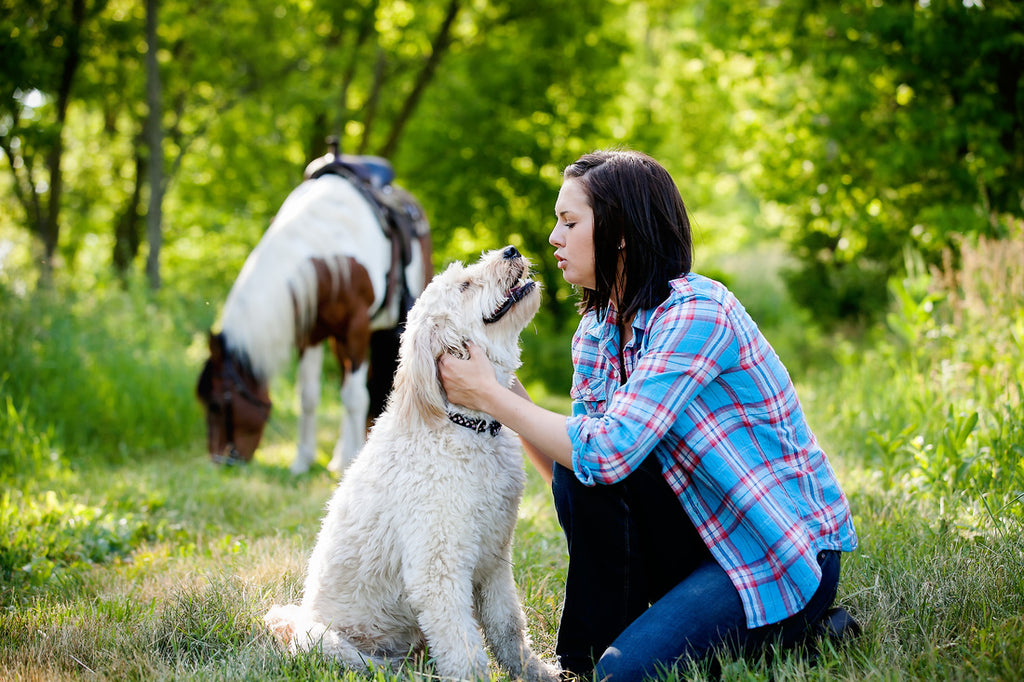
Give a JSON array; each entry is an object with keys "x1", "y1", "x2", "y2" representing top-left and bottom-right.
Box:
[{"x1": 439, "y1": 150, "x2": 859, "y2": 680}]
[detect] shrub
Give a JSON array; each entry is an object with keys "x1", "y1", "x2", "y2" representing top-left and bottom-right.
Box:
[
  {"x1": 0, "y1": 278, "x2": 202, "y2": 463},
  {"x1": 809, "y1": 220, "x2": 1024, "y2": 511}
]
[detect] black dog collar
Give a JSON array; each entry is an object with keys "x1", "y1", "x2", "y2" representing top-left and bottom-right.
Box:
[{"x1": 447, "y1": 411, "x2": 502, "y2": 436}]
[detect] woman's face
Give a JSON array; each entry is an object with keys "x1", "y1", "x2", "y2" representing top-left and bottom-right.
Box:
[{"x1": 550, "y1": 178, "x2": 597, "y2": 290}]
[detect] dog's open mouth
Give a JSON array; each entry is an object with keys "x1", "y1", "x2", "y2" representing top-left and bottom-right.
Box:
[{"x1": 484, "y1": 272, "x2": 536, "y2": 324}]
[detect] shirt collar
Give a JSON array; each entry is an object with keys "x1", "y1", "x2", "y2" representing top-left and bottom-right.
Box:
[{"x1": 586, "y1": 304, "x2": 652, "y2": 355}]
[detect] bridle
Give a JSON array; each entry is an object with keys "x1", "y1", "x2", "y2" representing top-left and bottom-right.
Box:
[{"x1": 212, "y1": 356, "x2": 272, "y2": 464}]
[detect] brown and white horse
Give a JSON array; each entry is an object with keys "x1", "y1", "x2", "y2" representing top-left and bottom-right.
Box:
[{"x1": 197, "y1": 169, "x2": 431, "y2": 474}]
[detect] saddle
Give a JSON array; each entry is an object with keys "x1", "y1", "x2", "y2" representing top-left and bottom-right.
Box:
[{"x1": 304, "y1": 143, "x2": 430, "y2": 320}]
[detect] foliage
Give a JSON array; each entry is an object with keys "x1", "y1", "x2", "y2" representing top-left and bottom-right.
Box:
[
  {"x1": 703, "y1": 0, "x2": 1024, "y2": 326},
  {"x1": 11, "y1": 0, "x2": 1020, "y2": 327},
  {"x1": 0, "y1": 264, "x2": 202, "y2": 461},
  {"x1": 806, "y1": 220, "x2": 1024, "y2": 507},
  {"x1": 0, "y1": 263, "x2": 200, "y2": 600},
  {"x1": 0, "y1": 390, "x2": 58, "y2": 485},
  {"x1": 0, "y1": 488, "x2": 178, "y2": 597}
]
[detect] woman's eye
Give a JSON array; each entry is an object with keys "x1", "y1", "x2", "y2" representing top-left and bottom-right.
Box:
[{"x1": 564, "y1": 222, "x2": 576, "y2": 229}]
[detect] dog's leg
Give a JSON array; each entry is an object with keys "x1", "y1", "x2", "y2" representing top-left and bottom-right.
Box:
[
  {"x1": 292, "y1": 344, "x2": 324, "y2": 475},
  {"x1": 405, "y1": 559, "x2": 491, "y2": 680},
  {"x1": 475, "y1": 555, "x2": 560, "y2": 682},
  {"x1": 328, "y1": 363, "x2": 369, "y2": 473}
]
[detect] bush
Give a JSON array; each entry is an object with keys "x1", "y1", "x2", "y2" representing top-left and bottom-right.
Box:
[
  {"x1": 0, "y1": 278, "x2": 203, "y2": 462},
  {"x1": 808, "y1": 220, "x2": 1024, "y2": 511}
]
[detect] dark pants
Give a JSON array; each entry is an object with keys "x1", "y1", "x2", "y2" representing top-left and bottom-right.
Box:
[{"x1": 552, "y1": 457, "x2": 840, "y2": 680}]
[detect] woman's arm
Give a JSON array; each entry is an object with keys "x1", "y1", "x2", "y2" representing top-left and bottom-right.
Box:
[
  {"x1": 509, "y1": 377, "x2": 555, "y2": 486},
  {"x1": 438, "y1": 343, "x2": 573, "y2": 473}
]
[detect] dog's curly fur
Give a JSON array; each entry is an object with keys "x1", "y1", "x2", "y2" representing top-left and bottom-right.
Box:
[{"x1": 264, "y1": 247, "x2": 559, "y2": 681}]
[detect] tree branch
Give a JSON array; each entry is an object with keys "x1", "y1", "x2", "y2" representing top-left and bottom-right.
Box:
[{"x1": 379, "y1": 0, "x2": 461, "y2": 158}]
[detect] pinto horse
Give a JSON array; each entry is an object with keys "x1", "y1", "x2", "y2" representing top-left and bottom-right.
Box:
[{"x1": 197, "y1": 160, "x2": 431, "y2": 474}]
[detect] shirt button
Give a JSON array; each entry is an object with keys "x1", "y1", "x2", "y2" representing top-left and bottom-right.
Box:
[{"x1": 585, "y1": 388, "x2": 592, "y2": 396}]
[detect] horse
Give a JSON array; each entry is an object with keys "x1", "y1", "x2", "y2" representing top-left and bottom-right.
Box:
[{"x1": 196, "y1": 155, "x2": 432, "y2": 474}]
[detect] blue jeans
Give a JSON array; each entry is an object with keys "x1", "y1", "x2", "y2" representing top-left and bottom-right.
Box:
[{"x1": 552, "y1": 459, "x2": 840, "y2": 681}]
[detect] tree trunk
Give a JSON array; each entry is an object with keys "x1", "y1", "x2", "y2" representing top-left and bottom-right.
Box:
[
  {"x1": 113, "y1": 145, "x2": 146, "y2": 275},
  {"x1": 35, "y1": 0, "x2": 87, "y2": 283},
  {"x1": 144, "y1": 0, "x2": 164, "y2": 290},
  {"x1": 358, "y1": 49, "x2": 387, "y2": 154}
]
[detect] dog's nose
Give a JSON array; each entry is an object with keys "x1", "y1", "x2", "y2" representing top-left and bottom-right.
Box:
[{"x1": 502, "y1": 246, "x2": 519, "y2": 260}]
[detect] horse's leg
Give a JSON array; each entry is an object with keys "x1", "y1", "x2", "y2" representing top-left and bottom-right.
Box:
[
  {"x1": 291, "y1": 344, "x2": 325, "y2": 475},
  {"x1": 367, "y1": 326, "x2": 402, "y2": 423},
  {"x1": 328, "y1": 363, "x2": 369, "y2": 474}
]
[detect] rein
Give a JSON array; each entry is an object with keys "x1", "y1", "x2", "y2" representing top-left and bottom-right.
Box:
[
  {"x1": 216, "y1": 357, "x2": 272, "y2": 463},
  {"x1": 223, "y1": 358, "x2": 272, "y2": 411}
]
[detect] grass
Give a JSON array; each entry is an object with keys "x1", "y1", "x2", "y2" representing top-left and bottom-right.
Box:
[
  {"x1": 2, "y1": 225, "x2": 1023, "y2": 680},
  {"x1": 4, "y1": 433, "x2": 1023, "y2": 681}
]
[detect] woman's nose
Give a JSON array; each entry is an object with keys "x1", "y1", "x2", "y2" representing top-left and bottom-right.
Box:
[{"x1": 549, "y1": 225, "x2": 562, "y2": 247}]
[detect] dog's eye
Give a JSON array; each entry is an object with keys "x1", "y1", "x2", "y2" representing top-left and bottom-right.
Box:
[{"x1": 459, "y1": 281, "x2": 471, "y2": 293}]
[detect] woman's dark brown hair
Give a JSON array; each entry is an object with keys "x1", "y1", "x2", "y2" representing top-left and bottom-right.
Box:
[{"x1": 563, "y1": 149, "x2": 693, "y2": 324}]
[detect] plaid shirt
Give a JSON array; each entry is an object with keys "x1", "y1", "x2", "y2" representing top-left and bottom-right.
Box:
[{"x1": 566, "y1": 273, "x2": 858, "y2": 628}]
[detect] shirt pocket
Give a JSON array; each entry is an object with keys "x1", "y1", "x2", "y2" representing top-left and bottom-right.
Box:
[{"x1": 570, "y1": 374, "x2": 609, "y2": 416}]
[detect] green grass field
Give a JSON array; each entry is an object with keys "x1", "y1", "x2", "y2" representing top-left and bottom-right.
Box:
[{"x1": 2, "y1": 409, "x2": 1022, "y2": 681}]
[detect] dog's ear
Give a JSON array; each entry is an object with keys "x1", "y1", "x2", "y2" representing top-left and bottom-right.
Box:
[{"x1": 392, "y1": 312, "x2": 450, "y2": 421}]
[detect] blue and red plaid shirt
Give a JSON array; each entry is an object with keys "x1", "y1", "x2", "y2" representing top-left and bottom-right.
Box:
[{"x1": 566, "y1": 272, "x2": 858, "y2": 628}]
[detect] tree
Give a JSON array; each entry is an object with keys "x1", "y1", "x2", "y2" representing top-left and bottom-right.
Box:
[
  {"x1": 388, "y1": 0, "x2": 630, "y2": 327},
  {"x1": 0, "y1": 0, "x2": 103, "y2": 281},
  {"x1": 703, "y1": 0, "x2": 1024, "y2": 326},
  {"x1": 144, "y1": 0, "x2": 163, "y2": 289}
]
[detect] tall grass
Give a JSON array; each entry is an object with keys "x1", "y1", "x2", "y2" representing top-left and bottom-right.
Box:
[
  {"x1": 0, "y1": 280, "x2": 202, "y2": 464},
  {"x1": 2, "y1": 225, "x2": 1023, "y2": 680},
  {"x1": 0, "y1": 274, "x2": 204, "y2": 596},
  {"x1": 806, "y1": 222, "x2": 1024, "y2": 508},
  {"x1": 793, "y1": 222, "x2": 1024, "y2": 682}
]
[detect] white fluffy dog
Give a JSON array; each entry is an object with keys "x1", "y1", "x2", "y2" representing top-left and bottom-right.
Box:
[{"x1": 264, "y1": 246, "x2": 559, "y2": 682}]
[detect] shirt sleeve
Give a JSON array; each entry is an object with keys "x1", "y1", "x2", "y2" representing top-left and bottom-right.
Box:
[{"x1": 568, "y1": 294, "x2": 740, "y2": 485}]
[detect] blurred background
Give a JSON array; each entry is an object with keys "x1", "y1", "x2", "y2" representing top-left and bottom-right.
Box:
[{"x1": 1, "y1": 0, "x2": 1021, "y2": 480}]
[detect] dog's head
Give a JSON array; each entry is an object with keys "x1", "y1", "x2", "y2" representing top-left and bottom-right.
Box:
[{"x1": 391, "y1": 245, "x2": 541, "y2": 421}]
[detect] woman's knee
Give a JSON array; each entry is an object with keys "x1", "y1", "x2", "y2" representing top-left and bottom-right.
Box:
[{"x1": 594, "y1": 646, "x2": 633, "y2": 681}]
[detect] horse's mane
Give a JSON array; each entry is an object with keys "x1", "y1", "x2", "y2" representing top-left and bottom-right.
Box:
[{"x1": 217, "y1": 175, "x2": 385, "y2": 381}]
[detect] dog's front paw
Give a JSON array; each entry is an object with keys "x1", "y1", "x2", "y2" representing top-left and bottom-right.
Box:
[
  {"x1": 519, "y1": 655, "x2": 561, "y2": 682},
  {"x1": 434, "y1": 647, "x2": 491, "y2": 682}
]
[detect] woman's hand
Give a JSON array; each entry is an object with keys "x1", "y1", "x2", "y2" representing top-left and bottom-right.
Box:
[
  {"x1": 440, "y1": 342, "x2": 575, "y2": 472},
  {"x1": 438, "y1": 341, "x2": 501, "y2": 413}
]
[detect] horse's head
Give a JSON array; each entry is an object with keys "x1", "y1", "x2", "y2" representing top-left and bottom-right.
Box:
[{"x1": 196, "y1": 331, "x2": 272, "y2": 464}]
